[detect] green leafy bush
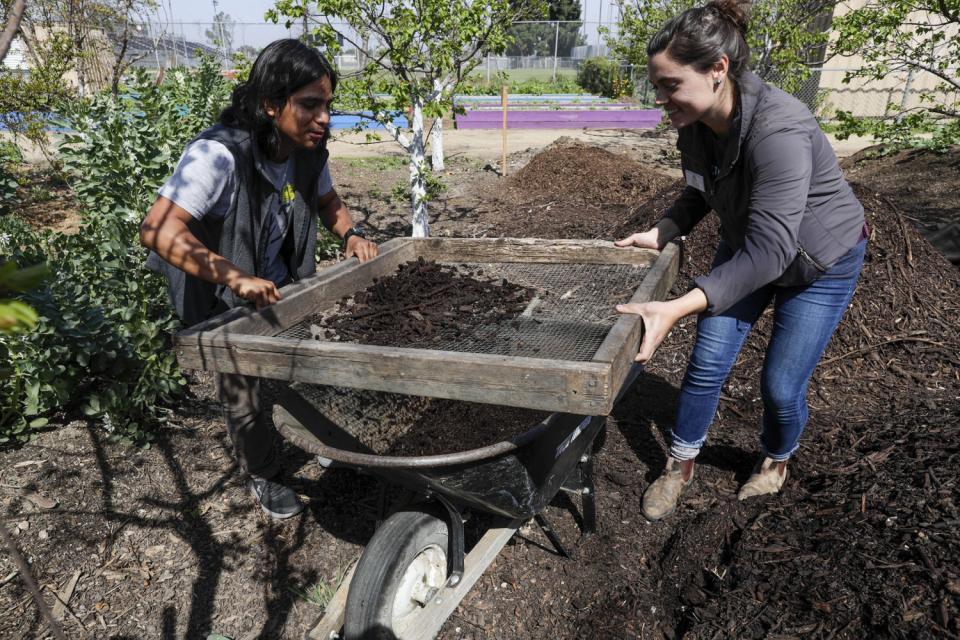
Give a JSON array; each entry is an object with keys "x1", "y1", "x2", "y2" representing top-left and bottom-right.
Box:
[
  {"x1": 0, "y1": 142, "x2": 21, "y2": 216},
  {"x1": 58, "y1": 61, "x2": 230, "y2": 220},
  {"x1": 576, "y1": 58, "x2": 634, "y2": 98},
  {"x1": 832, "y1": 110, "x2": 960, "y2": 154},
  {"x1": 0, "y1": 57, "x2": 233, "y2": 444},
  {"x1": 0, "y1": 217, "x2": 185, "y2": 443}
]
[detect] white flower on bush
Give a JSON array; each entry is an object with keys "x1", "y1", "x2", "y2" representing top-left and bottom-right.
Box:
[{"x1": 0, "y1": 232, "x2": 10, "y2": 254}]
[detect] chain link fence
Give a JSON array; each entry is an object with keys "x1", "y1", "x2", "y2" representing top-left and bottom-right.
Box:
[{"x1": 12, "y1": 19, "x2": 954, "y2": 121}]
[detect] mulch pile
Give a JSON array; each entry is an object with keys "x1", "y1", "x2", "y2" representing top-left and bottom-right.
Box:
[
  {"x1": 311, "y1": 257, "x2": 533, "y2": 348},
  {"x1": 466, "y1": 141, "x2": 960, "y2": 638},
  {"x1": 484, "y1": 139, "x2": 676, "y2": 239},
  {"x1": 508, "y1": 138, "x2": 676, "y2": 205}
]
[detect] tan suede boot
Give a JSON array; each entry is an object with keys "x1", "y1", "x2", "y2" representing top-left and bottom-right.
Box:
[
  {"x1": 641, "y1": 458, "x2": 695, "y2": 521},
  {"x1": 737, "y1": 457, "x2": 787, "y2": 500}
]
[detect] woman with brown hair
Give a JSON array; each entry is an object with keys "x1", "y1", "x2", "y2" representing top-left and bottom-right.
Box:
[{"x1": 615, "y1": 0, "x2": 868, "y2": 521}]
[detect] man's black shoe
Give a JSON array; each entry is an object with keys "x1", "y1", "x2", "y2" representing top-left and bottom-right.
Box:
[{"x1": 248, "y1": 474, "x2": 304, "y2": 519}]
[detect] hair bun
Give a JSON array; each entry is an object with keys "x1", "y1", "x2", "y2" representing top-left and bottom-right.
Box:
[{"x1": 707, "y1": 0, "x2": 750, "y2": 36}]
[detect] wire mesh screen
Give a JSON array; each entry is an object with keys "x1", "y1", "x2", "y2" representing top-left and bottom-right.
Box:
[
  {"x1": 293, "y1": 381, "x2": 435, "y2": 449},
  {"x1": 277, "y1": 261, "x2": 651, "y2": 362}
]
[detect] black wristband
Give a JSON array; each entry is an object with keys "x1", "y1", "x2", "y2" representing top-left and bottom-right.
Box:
[{"x1": 342, "y1": 226, "x2": 366, "y2": 247}]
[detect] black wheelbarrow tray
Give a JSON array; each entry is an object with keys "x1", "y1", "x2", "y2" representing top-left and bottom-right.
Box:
[{"x1": 171, "y1": 237, "x2": 680, "y2": 639}]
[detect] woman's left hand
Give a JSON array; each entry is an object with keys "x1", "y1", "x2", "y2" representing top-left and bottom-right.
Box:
[
  {"x1": 616, "y1": 301, "x2": 681, "y2": 364},
  {"x1": 617, "y1": 288, "x2": 708, "y2": 364}
]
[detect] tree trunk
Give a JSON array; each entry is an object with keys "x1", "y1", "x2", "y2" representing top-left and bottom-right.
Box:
[
  {"x1": 409, "y1": 97, "x2": 429, "y2": 238},
  {"x1": 430, "y1": 78, "x2": 445, "y2": 172},
  {"x1": 0, "y1": 0, "x2": 26, "y2": 64},
  {"x1": 431, "y1": 116, "x2": 444, "y2": 172}
]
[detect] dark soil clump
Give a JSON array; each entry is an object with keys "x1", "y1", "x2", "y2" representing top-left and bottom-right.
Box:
[
  {"x1": 312, "y1": 257, "x2": 534, "y2": 348},
  {"x1": 381, "y1": 399, "x2": 549, "y2": 457}
]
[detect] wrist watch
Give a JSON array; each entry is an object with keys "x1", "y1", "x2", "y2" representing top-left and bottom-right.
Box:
[{"x1": 342, "y1": 225, "x2": 366, "y2": 247}]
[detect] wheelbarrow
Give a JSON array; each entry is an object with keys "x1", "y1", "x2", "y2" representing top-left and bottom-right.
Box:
[
  {"x1": 172, "y1": 237, "x2": 680, "y2": 638},
  {"x1": 273, "y1": 366, "x2": 643, "y2": 640}
]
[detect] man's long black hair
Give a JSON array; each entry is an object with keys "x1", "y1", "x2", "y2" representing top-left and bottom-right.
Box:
[{"x1": 220, "y1": 39, "x2": 338, "y2": 160}]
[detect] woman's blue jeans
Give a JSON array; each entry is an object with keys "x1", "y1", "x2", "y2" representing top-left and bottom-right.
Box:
[{"x1": 670, "y1": 239, "x2": 867, "y2": 462}]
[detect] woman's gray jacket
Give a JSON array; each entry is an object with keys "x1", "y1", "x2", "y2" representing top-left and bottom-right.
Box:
[{"x1": 660, "y1": 70, "x2": 865, "y2": 315}]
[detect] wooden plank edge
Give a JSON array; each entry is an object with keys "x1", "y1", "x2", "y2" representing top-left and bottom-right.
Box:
[
  {"x1": 305, "y1": 562, "x2": 358, "y2": 640},
  {"x1": 175, "y1": 238, "x2": 414, "y2": 345},
  {"x1": 412, "y1": 237, "x2": 659, "y2": 266},
  {"x1": 591, "y1": 242, "x2": 681, "y2": 412},
  {"x1": 395, "y1": 520, "x2": 523, "y2": 640},
  {"x1": 179, "y1": 331, "x2": 611, "y2": 372},
  {"x1": 176, "y1": 342, "x2": 612, "y2": 415}
]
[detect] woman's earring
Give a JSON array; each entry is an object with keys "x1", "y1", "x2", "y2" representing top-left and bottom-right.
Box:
[{"x1": 714, "y1": 77, "x2": 722, "y2": 86}]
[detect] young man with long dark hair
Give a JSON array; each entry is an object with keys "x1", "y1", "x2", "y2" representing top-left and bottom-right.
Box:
[{"x1": 141, "y1": 39, "x2": 378, "y2": 518}]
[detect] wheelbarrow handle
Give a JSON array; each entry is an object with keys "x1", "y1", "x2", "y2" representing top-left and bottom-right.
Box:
[{"x1": 274, "y1": 398, "x2": 559, "y2": 469}]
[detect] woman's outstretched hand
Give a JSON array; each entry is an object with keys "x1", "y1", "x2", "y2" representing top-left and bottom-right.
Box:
[
  {"x1": 614, "y1": 229, "x2": 661, "y2": 250},
  {"x1": 616, "y1": 300, "x2": 678, "y2": 363},
  {"x1": 617, "y1": 289, "x2": 709, "y2": 364}
]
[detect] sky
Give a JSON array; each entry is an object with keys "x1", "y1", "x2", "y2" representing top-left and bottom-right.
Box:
[
  {"x1": 162, "y1": 0, "x2": 277, "y2": 24},
  {"x1": 160, "y1": 0, "x2": 616, "y2": 49},
  {"x1": 157, "y1": 0, "x2": 307, "y2": 49}
]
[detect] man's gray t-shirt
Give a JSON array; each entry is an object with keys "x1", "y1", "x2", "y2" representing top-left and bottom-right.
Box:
[{"x1": 158, "y1": 139, "x2": 334, "y2": 284}]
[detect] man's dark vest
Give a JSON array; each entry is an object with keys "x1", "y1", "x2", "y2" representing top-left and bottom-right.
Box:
[{"x1": 146, "y1": 124, "x2": 329, "y2": 327}]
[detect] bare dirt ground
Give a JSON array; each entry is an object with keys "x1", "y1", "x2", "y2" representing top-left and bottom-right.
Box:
[{"x1": 2, "y1": 130, "x2": 958, "y2": 640}]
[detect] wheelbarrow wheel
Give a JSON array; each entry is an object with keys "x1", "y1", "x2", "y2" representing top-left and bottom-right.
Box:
[{"x1": 344, "y1": 507, "x2": 449, "y2": 640}]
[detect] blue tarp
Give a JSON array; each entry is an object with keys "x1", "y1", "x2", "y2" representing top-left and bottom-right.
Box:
[
  {"x1": 2, "y1": 111, "x2": 409, "y2": 132},
  {"x1": 330, "y1": 113, "x2": 409, "y2": 129}
]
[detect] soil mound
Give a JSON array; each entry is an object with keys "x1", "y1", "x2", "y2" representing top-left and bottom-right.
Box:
[
  {"x1": 478, "y1": 140, "x2": 676, "y2": 239},
  {"x1": 507, "y1": 138, "x2": 675, "y2": 205}
]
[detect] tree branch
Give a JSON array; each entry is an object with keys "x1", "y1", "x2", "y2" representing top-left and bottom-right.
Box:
[
  {"x1": 891, "y1": 57, "x2": 960, "y2": 91},
  {"x1": 0, "y1": 0, "x2": 27, "y2": 64},
  {"x1": 928, "y1": 106, "x2": 960, "y2": 117},
  {"x1": 936, "y1": 0, "x2": 959, "y2": 23}
]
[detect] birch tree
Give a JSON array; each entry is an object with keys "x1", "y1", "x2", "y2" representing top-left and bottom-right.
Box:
[{"x1": 268, "y1": 0, "x2": 541, "y2": 237}]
